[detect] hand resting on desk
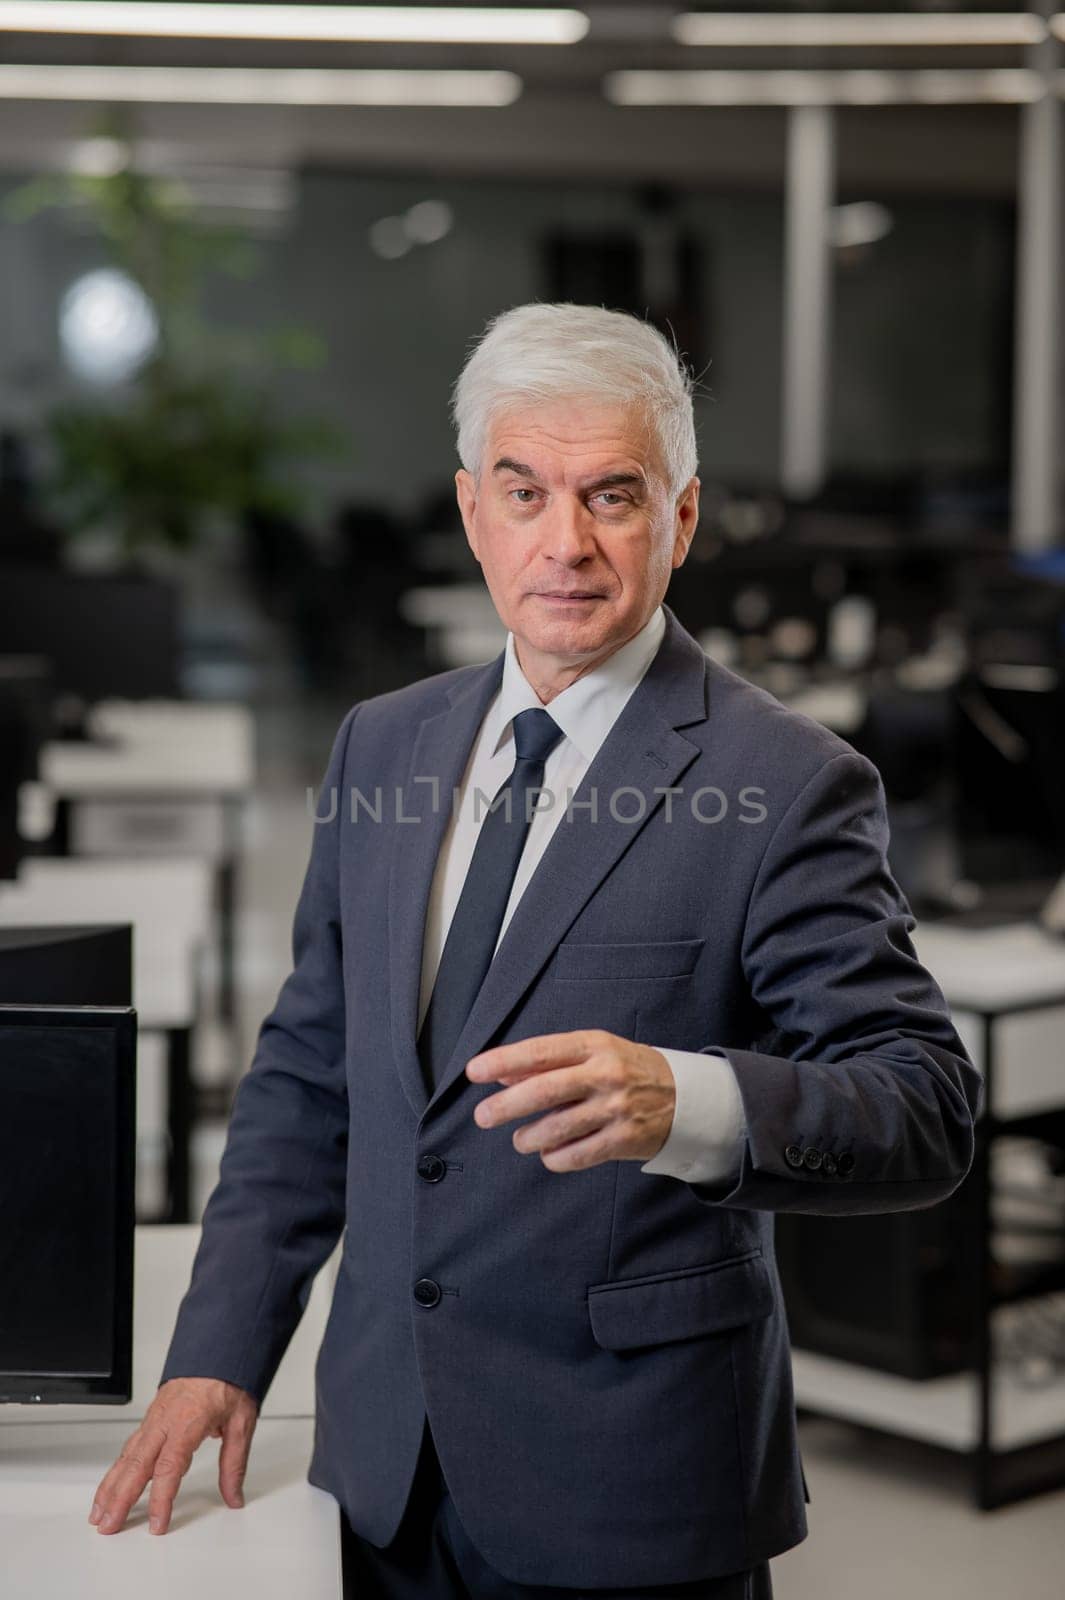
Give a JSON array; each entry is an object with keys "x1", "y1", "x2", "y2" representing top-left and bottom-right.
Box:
[{"x1": 87, "y1": 1377, "x2": 259, "y2": 1535}]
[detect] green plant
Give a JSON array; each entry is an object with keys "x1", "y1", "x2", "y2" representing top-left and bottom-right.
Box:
[{"x1": 5, "y1": 116, "x2": 344, "y2": 558}]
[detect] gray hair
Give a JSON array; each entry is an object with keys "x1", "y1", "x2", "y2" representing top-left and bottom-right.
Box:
[{"x1": 451, "y1": 302, "x2": 699, "y2": 499}]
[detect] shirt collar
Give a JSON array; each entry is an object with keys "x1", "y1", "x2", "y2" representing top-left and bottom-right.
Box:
[{"x1": 484, "y1": 603, "x2": 666, "y2": 766}]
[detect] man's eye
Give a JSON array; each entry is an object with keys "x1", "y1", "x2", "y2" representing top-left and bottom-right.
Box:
[
  {"x1": 510, "y1": 488, "x2": 538, "y2": 504},
  {"x1": 594, "y1": 492, "x2": 627, "y2": 508}
]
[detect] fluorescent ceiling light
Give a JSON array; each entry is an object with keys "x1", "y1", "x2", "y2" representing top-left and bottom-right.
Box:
[
  {"x1": 0, "y1": 3, "x2": 588, "y2": 44},
  {"x1": 604, "y1": 68, "x2": 1043, "y2": 106},
  {"x1": 0, "y1": 64, "x2": 522, "y2": 104},
  {"x1": 672, "y1": 12, "x2": 1047, "y2": 49}
]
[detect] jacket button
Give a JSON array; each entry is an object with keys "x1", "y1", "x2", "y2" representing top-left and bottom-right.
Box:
[
  {"x1": 413, "y1": 1278, "x2": 441, "y2": 1308},
  {"x1": 821, "y1": 1151, "x2": 838, "y2": 1176},
  {"x1": 802, "y1": 1147, "x2": 823, "y2": 1171},
  {"x1": 417, "y1": 1154, "x2": 446, "y2": 1183},
  {"x1": 785, "y1": 1145, "x2": 805, "y2": 1169},
  {"x1": 837, "y1": 1151, "x2": 855, "y2": 1176}
]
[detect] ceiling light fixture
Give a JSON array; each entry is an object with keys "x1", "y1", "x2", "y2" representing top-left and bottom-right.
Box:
[
  {"x1": 0, "y1": 3, "x2": 588, "y2": 45},
  {"x1": 672, "y1": 12, "x2": 1047, "y2": 50},
  {"x1": 0, "y1": 64, "x2": 523, "y2": 104},
  {"x1": 604, "y1": 68, "x2": 1044, "y2": 106}
]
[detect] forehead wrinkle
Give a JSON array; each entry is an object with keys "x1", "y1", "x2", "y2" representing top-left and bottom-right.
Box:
[{"x1": 487, "y1": 405, "x2": 667, "y2": 494}]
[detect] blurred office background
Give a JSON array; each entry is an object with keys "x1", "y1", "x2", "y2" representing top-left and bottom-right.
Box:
[{"x1": 2, "y1": 4, "x2": 1065, "y2": 1594}]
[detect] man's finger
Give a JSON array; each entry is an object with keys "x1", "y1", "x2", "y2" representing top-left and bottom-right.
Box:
[
  {"x1": 466, "y1": 1029, "x2": 604, "y2": 1083},
  {"x1": 218, "y1": 1411, "x2": 257, "y2": 1509},
  {"x1": 146, "y1": 1445, "x2": 195, "y2": 1536},
  {"x1": 512, "y1": 1097, "x2": 610, "y2": 1153},
  {"x1": 91, "y1": 1426, "x2": 166, "y2": 1533},
  {"x1": 474, "y1": 1063, "x2": 600, "y2": 1130}
]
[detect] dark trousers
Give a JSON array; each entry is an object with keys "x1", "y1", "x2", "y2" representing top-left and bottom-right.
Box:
[{"x1": 340, "y1": 1419, "x2": 773, "y2": 1600}]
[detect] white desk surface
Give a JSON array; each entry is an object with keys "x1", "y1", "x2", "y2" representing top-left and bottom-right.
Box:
[
  {"x1": 912, "y1": 920, "x2": 1065, "y2": 1012},
  {"x1": 1, "y1": 1225, "x2": 341, "y2": 1429},
  {"x1": 780, "y1": 681, "x2": 868, "y2": 735},
  {"x1": 792, "y1": 1346, "x2": 1065, "y2": 1454},
  {"x1": 0, "y1": 1228, "x2": 343, "y2": 1597},
  {"x1": 41, "y1": 701, "x2": 255, "y2": 799},
  {"x1": 399, "y1": 583, "x2": 500, "y2": 631},
  {"x1": 0, "y1": 1418, "x2": 340, "y2": 1600},
  {"x1": 0, "y1": 858, "x2": 213, "y2": 1029},
  {"x1": 88, "y1": 702, "x2": 252, "y2": 742}
]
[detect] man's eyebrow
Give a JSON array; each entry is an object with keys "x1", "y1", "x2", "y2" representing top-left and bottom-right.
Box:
[
  {"x1": 581, "y1": 471, "x2": 647, "y2": 494},
  {"x1": 492, "y1": 457, "x2": 543, "y2": 481},
  {"x1": 491, "y1": 459, "x2": 647, "y2": 493}
]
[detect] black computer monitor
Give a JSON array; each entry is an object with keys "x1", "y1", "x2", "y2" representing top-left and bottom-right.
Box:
[
  {"x1": 0, "y1": 925, "x2": 133, "y2": 1008},
  {"x1": 952, "y1": 669, "x2": 1065, "y2": 887},
  {"x1": 0, "y1": 1005, "x2": 136, "y2": 1403},
  {"x1": 0, "y1": 655, "x2": 52, "y2": 879},
  {"x1": 0, "y1": 569, "x2": 179, "y2": 707}
]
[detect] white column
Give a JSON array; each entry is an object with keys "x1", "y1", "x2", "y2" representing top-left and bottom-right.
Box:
[
  {"x1": 1011, "y1": 32, "x2": 1062, "y2": 552},
  {"x1": 780, "y1": 104, "x2": 835, "y2": 501}
]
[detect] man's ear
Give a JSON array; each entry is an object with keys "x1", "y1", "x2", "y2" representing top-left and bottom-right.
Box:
[
  {"x1": 455, "y1": 468, "x2": 480, "y2": 562},
  {"x1": 671, "y1": 477, "x2": 700, "y2": 569}
]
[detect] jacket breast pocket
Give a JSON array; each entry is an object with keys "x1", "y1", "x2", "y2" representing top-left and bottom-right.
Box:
[
  {"x1": 551, "y1": 938, "x2": 704, "y2": 982},
  {"x1": 549, "y1": 938, "x2": 705, "y2": 1043},
  {"x1": 586, "y1": 1250, "x2": 774, "y2": 1350},
  {"x1": 543, "y1": 934, "x2": 700, "y2": 1036}
]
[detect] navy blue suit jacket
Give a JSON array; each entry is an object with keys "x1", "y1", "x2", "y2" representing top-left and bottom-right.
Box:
[{"x1": 161, "y1": 603, "x2": 980, "y2": 1587}]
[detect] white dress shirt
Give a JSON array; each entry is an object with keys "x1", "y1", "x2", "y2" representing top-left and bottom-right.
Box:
[{"x1": 417, "y1": 603, "x2": 748, "y2": 1186}]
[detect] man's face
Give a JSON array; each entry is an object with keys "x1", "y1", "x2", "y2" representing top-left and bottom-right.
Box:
[{"x1": 455, "y1": 397, "x2": 699, "y2": 686}]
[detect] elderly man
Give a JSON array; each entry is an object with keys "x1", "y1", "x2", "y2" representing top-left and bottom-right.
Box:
[{"x1": 89, "y1": 303, "x2": 980, "y2": 1599}]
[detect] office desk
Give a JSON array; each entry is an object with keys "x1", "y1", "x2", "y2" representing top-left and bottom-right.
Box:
[
  {"x1": 0, "y1": 859, "x2": 213, "y2": 1222},
  {"x1": 39, "y1": 701, "x2": 255, "y2": 1027},
  {"x1": 2, "y1": 858, "x2": 211, "y2": 1028},
  {"x1": 0, "y1": 1226, "x2": 343, "y2": 1599},
  {"x1": 792, "y1": 918, "x2": 1065, "y2": 1508},
  {"x1": 779, "y1": 680, "x2": 868, "y2": 736},
  {"x1": 41, "y1": 703, "x2": 254, "y2": 800},
  {"x1": 0, "y1": 1420, "x2": 340, "y2": 1600},
  {"x1": 399, "y1": 584, "x2": 506, "y2": 668},
  {"x1": 911, "y1": 920, "x2": 1065, "y2": 1119}
]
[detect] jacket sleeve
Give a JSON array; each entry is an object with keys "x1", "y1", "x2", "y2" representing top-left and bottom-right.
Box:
[
  {"x1": 686, "y1": 749, "x2": 983, "y2": 1216},
  {"x1": 158, "y1": 704, "x2": 359, "y2": 1404}
]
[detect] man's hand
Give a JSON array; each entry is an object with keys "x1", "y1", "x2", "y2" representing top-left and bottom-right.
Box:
[
  {"x1": 465, "y1": 1030, "x2": 676, "y2": 1171},
  {"x1": 87, "y1": 1377, "x2": 259, "y2": 1536}
]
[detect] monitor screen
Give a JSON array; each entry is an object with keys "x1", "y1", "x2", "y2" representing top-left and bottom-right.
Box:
[
  {"x1": 0, "y1": 1006, "x2": 135, "y2": 1404},
  {"x1": 0, "y1": 925, "x2": 132, "y2": 1009},
  {"x1": 954, "y1": 673, "x2": 1065, "y2": 885},
  {"x1": 0, "y1": 571, "x2": 179, "y2": 705}
]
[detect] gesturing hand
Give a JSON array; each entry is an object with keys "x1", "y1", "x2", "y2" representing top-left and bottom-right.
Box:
[
  {"x1": 466, "y1": 1029, "x2": 676, "y2": 1171},
  {"x1": 88, "y1": 1376, "x2": 260, "y2": 1536}
]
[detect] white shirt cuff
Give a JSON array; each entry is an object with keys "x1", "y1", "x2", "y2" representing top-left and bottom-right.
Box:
[{"x1": 639, "y1": 1048, "x2": 747, "y2": 1185}]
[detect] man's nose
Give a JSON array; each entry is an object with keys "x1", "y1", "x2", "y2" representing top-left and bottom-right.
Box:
[{"x1": 540, "y1": 500, "x2": 597, "y2": 564}]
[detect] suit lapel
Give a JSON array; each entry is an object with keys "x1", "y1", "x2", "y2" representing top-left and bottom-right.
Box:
[{"x1": 390, "y1": 605, "x2": 710, "y2": 1121}]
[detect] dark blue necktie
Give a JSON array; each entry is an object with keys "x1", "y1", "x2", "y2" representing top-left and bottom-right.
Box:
[{"x1": 418, "y1": 706, "x2": 565, "y2": 1096}]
